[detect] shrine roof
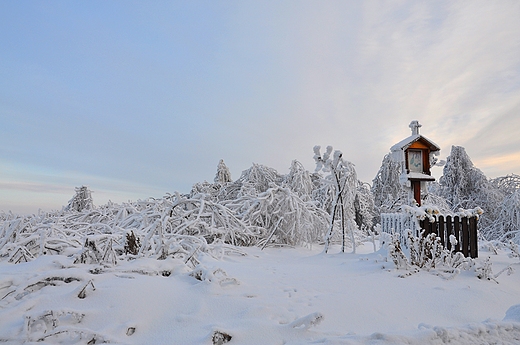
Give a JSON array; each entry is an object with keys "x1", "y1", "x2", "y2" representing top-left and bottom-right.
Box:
[{"x1": 390, "y1": 134, "x2": 441, "y2": 153}]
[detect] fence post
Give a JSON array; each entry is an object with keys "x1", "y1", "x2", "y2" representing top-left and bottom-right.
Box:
[{"x1": 469, "y1": 217, "x2": 478, "y2": 258}]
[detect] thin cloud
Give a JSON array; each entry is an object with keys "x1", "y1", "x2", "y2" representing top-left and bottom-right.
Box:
[{"x1": 0, "y1": 181, "x2": 71, "y2": 194}]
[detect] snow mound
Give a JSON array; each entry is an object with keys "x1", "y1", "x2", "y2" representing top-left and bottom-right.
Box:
[{"x1": 504, "y1": 304, "x2": 520, "y2": 322}]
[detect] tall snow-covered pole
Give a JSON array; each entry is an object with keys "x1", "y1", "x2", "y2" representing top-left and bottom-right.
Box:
[{"x1": 314, "y1": 146, "x2": 358, "y2": 254}]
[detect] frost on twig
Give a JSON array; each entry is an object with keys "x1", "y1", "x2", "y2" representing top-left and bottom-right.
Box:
[
  {"x1": 77, "y1": 280, "x2": 96, "y2": 299},
  {"x1": 8, "y1": 246, "x2": 34, "y2": 264},
  {"x1": 74, "y1": 237, "x2": 117, "y2": 266},
  {"x1": 13, "y1": 277, "x2": 81, "y2": 302},
  {"x1": 124, "y1": 231, "x2": 140, "y2": 255}
]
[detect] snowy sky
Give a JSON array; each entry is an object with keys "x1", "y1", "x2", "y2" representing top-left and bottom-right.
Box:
[{"x1": 1, "y1": 1, "x2": 520, "y2": 213}]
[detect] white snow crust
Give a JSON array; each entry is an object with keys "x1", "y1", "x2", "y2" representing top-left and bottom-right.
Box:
[{"x1": 1, "y1": 243, "x2": 520, "y2": 344}]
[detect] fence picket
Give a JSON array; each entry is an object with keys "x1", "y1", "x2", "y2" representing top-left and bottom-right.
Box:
[
  {"x1": 469, "y1": 217, "x2": 478, "y2": 258},
  {"x1": 461, "y1": 217, "x2": 469, "y2": 257},
  {"x1": 438, "y1": 215, "x2": 445, "y2": 245},
  {"x1": 446, "y1": 216, "x2": 452, "y2": 251},
  {"x1": 454, "y1": 216, "x2": 461, "y2": 253}
]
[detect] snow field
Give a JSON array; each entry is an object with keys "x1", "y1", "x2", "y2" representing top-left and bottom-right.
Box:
[{"x1": 1, "y1": 243, "x2": 520, "y2": 344}]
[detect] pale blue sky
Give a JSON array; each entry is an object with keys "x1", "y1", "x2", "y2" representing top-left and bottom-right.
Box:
[{"x1": 1, "y1": 1, "x2": 520, "y2": 213}]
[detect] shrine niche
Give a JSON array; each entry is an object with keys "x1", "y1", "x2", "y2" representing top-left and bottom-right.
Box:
[{"x1": 390, "y1": 121, "x2": 441, "y2": 206}]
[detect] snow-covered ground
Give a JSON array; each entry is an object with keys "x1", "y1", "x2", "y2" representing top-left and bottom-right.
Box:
[{"x1": 1, "y1": 242, "x2": 520, "y2": 344}]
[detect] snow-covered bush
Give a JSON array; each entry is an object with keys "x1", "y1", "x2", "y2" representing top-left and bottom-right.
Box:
[
  {"x1": 283, "y1": 160, "x2": 313, "y2": 201},
  {"x1": 223, "y1": 185, "x2": 329, "y2": 247},
  {"x1": 214, "y1": 163, "x2": 283, "y2": 202},
  {"x1": 382, "y1": 230, "x2": 480, "y2": 280},
  {"x1": 74, "y1": 237, "x2": 117, "y2": 265},
  {"x1": 0, "y1": 194, "x2": 256, "y2": 267},
  {"x1": 0, "y1": 160, "x2": 334, "y2": 266},
  {"x1": 236, "y1": 163, "x2": 283, "y2": 194},
  {"x1": 189, "y1": 180, "x2": 221, "y2": 200},
  {"x1": 383, "y1": 232, "x2": 409, "y2": 270},
  {"x1": 380, "y1": 227, "x2": 502, "y2": 281},
  {"x1": 486, "y1": 175, "x2": 520, "y2": 242},
  {"x1": 189, "y1": 160, "x2": 234, "y2": 202}
]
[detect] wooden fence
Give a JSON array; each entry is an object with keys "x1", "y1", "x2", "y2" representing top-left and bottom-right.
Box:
[
  {"x1": 420, "y1": 215, "x2": 478, "y2": 258},
  {"x1": 381, "y1": 213, "x2": 478, "y2": 258},
  {"x1": 381, "y1": 213, "x2": 420, "y2": 239}
]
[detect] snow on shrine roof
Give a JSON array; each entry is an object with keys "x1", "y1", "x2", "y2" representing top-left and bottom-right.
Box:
[
  {"x1": 391, "y1": 121, "x2": 441, "y2": 153},
  {"x1": 406, "y1": 172, "x2": 436, "y2": 181},
  {"x1": 390, "y1": 133, "x2": 441, "y2": 153}
]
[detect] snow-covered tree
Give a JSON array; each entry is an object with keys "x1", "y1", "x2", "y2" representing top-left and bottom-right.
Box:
[
  {"x1": 490, "y1": 174, "x2": 520, "y2": 195},
  {"x1": 214, "y1": 159, "x2": 232, "y2": 185},
  {"x1": 189, "y1": 160, "x2": 233, "y2": 201},
  {"x1": 438, "y1": 146, "x2": 502, "y2": 234},
  {"x1": 492, "y1": 190, "x2": 520, "y2": 242},
  {"x1": 371, "y1": 153, "x2": 407, "y2": 214},
  {"x1": 488, "y1": 174, "x2": 520, "y2": 241},
  {"x1": 422, "y1": 182, "x2": 452, "y2": 214},
  {"x1": 66, "y1": 186, "x2": 94, "y2": 212},
  {"x1": 355, "y1": 181, "x2": 376, "y2": 234},
  {"x1": 439, "y1": 146, "x2": 492, "y2": 210}
]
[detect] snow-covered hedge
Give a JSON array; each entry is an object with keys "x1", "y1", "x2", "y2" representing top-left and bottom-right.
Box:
[{"x1": 0, "y1": 152, "x2": 375, "y2": 264}]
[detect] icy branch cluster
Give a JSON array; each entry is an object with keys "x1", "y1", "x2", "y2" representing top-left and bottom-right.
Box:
[
  {"x1": 0, "y1": 154, "x2": 376, "y2": 265},
  {"x1": 0, "y1": 195, "x2": 250, "y2": 267}
]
